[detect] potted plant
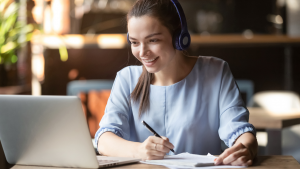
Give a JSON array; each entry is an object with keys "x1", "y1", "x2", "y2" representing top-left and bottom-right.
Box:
[{"x1": 0, "y1": 0, "x2": 34, "y2": 87}]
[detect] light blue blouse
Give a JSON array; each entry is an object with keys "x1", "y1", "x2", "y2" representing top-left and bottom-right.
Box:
[{"x1": 94, "y1": 56, "x2": 256, "y2": 155}]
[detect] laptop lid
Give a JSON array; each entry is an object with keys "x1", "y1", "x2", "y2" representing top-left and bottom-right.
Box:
[{"x1": 0, "y1": 95, "x2": 99, "y2": 168}]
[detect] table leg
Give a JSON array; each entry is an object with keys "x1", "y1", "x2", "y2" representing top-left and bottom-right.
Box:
[
  {"x1": 266, "y1": 129, "x2": 282, "y2": 155},
  {"x1": 284, "y1": 46, "x2": 293, "y2": 90}
]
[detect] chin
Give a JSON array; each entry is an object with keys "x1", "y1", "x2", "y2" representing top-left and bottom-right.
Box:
[{"x1": 144, "y1": 66, "x2": 160, "y2": 74}]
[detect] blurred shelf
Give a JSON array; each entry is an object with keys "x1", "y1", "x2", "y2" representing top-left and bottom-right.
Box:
[
  {"x1": 31, "y1": 34, "x2": 300, "y2": 49},
  {"x1": 0, "y1": 84, "x2": 31, "y2": 95},
  {"x1": 191, "y1": 34, "x2": 300, "y2": 45},
  {"x1": 31, "y1": 34, "x2": 128, "y2": 49}
]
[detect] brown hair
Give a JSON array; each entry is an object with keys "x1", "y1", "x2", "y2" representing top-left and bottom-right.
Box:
[{"x1": 127, "y1": 0, "x2": 181, "y2": 117}]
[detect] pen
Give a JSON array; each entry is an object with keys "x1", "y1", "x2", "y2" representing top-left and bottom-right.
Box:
[{"x1": 141, "y1": 120, "x2": 175, "y2": 154}]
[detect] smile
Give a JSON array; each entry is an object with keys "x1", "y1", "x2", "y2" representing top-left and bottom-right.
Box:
[{"x1": 143, "y1": 57, "x2": 158, "y2": 63}]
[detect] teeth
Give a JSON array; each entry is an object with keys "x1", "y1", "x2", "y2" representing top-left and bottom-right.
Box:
[{"x1": 144, "y1": 57, "x2": 157, "y2": 63}]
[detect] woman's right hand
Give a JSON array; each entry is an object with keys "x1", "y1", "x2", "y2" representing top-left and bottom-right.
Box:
[{"x1": 137, "y1": 136, "x2": 174, "y2": 160}]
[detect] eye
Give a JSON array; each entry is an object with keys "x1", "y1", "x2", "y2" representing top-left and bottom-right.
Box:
[
  {"x1": 131, "y1": 41, "x2": 138, "y2": 45},
  {"x1": 150, "y1": 39, "x2": 158, "y2": 42}
]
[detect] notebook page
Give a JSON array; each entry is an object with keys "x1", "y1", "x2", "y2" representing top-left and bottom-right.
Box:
[{"x1": 141, "y1": 153, "x2": 245, "y2": 168}]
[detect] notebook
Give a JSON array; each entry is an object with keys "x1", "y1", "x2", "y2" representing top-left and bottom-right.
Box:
[{"x1": 142, "y1": 152, "x2": 245, "y2": 168}]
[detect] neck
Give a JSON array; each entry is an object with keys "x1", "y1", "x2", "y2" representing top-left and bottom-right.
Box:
[{"x1": 152, "y1": 51, "x2": 197, "y2": 86}]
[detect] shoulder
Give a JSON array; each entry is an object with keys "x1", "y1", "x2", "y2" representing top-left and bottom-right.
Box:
[
  {"x1": 117, "y1": 65, "x2": 143, "y2": 78},
  {"x1": 115, "y1": 65, "x2": 143, "y2": 89},
  {"x1": 196, "y1": 55, "x2": 229, "y2": 72},
  {"x1": 197, "y1": 55, "x2": 227, "y2": 67},
  {"x1": 193, "y1": 56, "x2": 231, "y2": 82}
]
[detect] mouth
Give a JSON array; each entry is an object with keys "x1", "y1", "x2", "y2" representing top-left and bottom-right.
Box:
[
  {"x1": 142, "y1": 57, "x2": 159, "y2": 63},
  {"x1": 141, "y1": 56, "x2": 159, "y2": 67}
]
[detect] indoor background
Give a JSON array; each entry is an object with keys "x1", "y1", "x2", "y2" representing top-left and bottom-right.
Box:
[{"x1": 0, "y1": 0, "x2": 300, "y2": 167}]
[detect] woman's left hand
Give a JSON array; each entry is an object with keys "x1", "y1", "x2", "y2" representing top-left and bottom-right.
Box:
[{"x1": 214, "y1": 142, "x2": 254, "y2": 166}]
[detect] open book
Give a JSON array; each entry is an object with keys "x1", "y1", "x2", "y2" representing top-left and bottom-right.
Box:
[{"x1": 141, "y1": 153, "x2": 245, "y2": 168}]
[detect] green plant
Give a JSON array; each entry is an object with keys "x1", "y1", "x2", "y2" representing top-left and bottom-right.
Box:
[{"x1": 0, "y1": 0, "x2": 34, "y2": 64}]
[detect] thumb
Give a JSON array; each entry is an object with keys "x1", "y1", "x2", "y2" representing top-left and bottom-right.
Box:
[{"x1": 161, "y1": 136, "x2": 169, "y2": 141}]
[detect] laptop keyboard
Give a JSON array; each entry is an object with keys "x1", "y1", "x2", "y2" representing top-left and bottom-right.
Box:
[{"x1": 98, "y1": 160, "x2": 119, "y2": 165}]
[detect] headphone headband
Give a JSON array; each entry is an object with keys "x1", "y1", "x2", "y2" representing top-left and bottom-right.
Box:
[{"x1": 170, "y1": 0, "x2": 187, "y2": 33}]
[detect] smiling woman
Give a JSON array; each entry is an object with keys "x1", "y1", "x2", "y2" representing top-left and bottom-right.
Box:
[
  {"x1": 95, "y1": 0, "x2": 258, "y2": 167},
  {"x1": 128, "y1": 15, "x2": 192, "y2": 112},
  {"x1": 126, "y1": 0, "x2": 194, "y2": 116}
]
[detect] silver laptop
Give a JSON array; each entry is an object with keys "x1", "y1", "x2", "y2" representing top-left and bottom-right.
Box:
[{"x1": 0, "y1": 95, "x2": 140, "y2": 168}]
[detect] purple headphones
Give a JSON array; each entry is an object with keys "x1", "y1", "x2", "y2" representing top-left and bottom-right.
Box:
[{"x1": 127, "y1": 0, "x2": 191, "y2": 51}]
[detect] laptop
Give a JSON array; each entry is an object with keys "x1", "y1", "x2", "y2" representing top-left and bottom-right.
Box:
[{"x1": 0, "y1": 95, "x2": 140, "y2": 168}]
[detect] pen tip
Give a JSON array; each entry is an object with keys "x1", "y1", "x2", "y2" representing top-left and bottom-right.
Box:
[{"x1": 141, "y1": 120, "x2": 144, "y2": 123}]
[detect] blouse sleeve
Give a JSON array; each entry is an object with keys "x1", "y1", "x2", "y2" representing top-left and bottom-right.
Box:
[
  {"x1": 94, "y1": 68, "x2": 132, "y2": 150},
  {"x1": 218, "y1": 62, "x2": 256, "y2": 147}
]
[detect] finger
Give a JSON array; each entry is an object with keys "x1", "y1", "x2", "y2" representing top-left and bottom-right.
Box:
[
  {"x1": 155, "y1": 143, "x2": 171, "y2": 153},
  {"x1": 145, "y1": 149, "x2": 166, "y2": 157},
  {"x1": 223, "y1": 149, "x2": 248, "y2": 165},
  {"x1": 145, "y1": 141, "x2": 157, "y2": 151},
  {"x1": 149, "y1": 142, "x2": 169, "y2": 153},
  {"x1": 230, "y1": 156, "x2": 252, "y2": 166},
  {"x1": 151, "y1": 136, "x2": 174, "y2": 150},
  {"x1": 161, "y1": 136, "x2": 169, "y2": 142},
  {"x1": 215, "y1": 143, "x2": 245, "y2": 165},
  {"x1": 230, "y1": 156, "x2": 251, "y2": 166},
  {"x1": 245, "y1": 160, "x2": 253, "y2": 166},
  {"x1": 161, "y1": 136, "x2": 175, "y2": 149}
]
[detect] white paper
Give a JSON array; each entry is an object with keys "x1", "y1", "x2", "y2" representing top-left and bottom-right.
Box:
[{"x1": 141, "y1": 152, "x2": 245, "y2": 168}]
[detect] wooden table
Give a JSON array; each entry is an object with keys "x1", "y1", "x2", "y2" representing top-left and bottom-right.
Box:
[
  {"x1": 2, "y1": 108, "x2": 299, "y2": 166},
  {"x1": 5, "y1": 156, "x2": 300, "y2": 169},
  {"x1": 248, "y1": 107, "x2": 300, "y2": 155}
]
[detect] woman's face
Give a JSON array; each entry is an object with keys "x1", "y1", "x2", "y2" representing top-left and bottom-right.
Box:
[{"x1": 128, "y1": 15, "x2": 177, "y2": 73}]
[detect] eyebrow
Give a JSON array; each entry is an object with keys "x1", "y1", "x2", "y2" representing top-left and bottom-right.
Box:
[{"x1": 129, "y1": 33, "x2": 162, "y2": 40}]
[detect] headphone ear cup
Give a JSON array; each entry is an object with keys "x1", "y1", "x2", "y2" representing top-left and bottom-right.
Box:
[
  {"x1": 173, "y1": 30, "x2": 182, "y2": 51},
  {"x1": 127, "y1": 32, "x2": 131, "y2": 44}
]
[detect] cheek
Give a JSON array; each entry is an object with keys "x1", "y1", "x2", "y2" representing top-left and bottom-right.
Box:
[
  {"x1": 151, "y1": 42, "x2": 174, "y2": 56},
  {"x1": 131, "y1": 41, "x2": 175, "y2": 60},
  {"x1": 131, "y1": 48, "x2": 141, "y2": 61},
  {"x1": 157, "y1": 43, "x2": 176, "y2": 57}
]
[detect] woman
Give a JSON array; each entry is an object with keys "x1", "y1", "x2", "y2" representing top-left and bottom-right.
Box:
[{"x1": 95, "y1": 0, "x2": 258, "y2": 166}]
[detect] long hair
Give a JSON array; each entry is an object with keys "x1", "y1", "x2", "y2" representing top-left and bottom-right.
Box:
[{"x1": 127, "y1": 0, "x2": 181, "y2": 117}]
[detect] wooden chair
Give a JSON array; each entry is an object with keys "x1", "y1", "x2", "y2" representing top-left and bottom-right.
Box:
[
  {"x1": 79, "y1": 90, "x2": 111, "y2": 138},
  {"x1": 67, "y1": 80, "x2": 113, "y2": 138},
  {"x1": 235, "y1": 79, "x2": 254, "y2": 105}
]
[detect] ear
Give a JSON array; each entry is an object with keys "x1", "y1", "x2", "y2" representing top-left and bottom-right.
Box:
[{"x1": 172, "y1": 29, "x2": 182, "y2": 50}]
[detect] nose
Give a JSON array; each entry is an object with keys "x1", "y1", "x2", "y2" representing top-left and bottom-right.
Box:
[{"x1": 139, "y1": 44, "x2": 150, "y2": 58}]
